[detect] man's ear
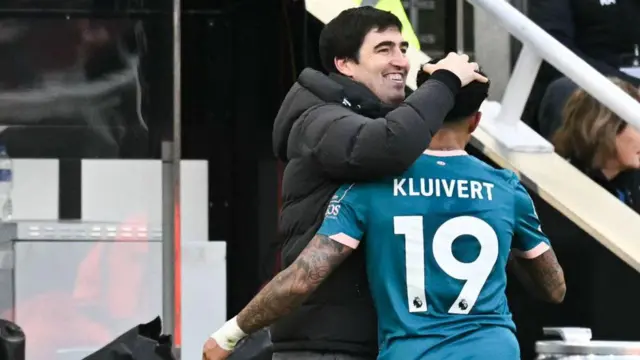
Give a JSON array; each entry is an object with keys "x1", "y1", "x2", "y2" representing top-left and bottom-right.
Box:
[
  {"x1": 334, "y1": 57, "x2": 355, "y2": 77},
  {"x1": 468, "y1": 112, "x2": 482, "y2": 133}
]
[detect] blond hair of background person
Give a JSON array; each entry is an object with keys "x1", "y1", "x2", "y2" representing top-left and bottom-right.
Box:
[{"x1": 554, "y1": 78, "x2": 640, "y2": 187}]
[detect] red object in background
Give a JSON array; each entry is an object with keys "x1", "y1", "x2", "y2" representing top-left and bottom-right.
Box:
[
  {"x1": 73, "y1": 215, "x2": 150, "y2": 319},
  {"x1": 0, "y1": 215, "x2": 155, "y2": 359}
]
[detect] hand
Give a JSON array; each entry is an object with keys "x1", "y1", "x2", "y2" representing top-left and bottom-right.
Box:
[
  {"x1": 422, "y1": 52, "x2": 488, "y2": 86},
  {"x1": 202, "y1": 338, "x2": 231, "y2": 360}
]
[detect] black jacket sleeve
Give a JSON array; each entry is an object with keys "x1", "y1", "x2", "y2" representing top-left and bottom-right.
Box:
[
  {"x1": 290, "y1": 70, "x2": 460, "y2": 181},
  {"x1": 529, "y1": 0, "x2": 640, "y2": 86}
]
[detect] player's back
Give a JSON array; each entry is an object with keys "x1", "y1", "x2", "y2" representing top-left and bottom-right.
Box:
[{"x1": 363, "y1": 150, "x2": 520, "y2": 360}]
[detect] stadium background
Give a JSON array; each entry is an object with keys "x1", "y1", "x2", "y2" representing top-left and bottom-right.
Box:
[{"x1": 0, "y1": 0, "x2": 638, "y2": 359}]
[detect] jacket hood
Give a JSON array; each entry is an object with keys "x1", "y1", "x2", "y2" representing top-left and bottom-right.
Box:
[{"x1": 272, "y1": 68, "x2": 395, "y2": 162}]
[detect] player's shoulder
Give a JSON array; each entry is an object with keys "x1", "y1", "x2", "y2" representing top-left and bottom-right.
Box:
[
  {"x1": 330, "y1": 182, "x2": 374, "y2": 205},
  {"x1": 471, "y1": 158, "x2": 520, "y2": 188},
  {"x1": 485, "y1": 166, "x2": 533, "y2": 210}
]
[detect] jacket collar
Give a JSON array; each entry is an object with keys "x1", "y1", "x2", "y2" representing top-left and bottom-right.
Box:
[{"x1": 297, "y1": 68, "x2": 396, "y2": 118}]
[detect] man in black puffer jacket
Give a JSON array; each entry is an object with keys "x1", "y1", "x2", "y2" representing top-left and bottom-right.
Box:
[
  {"x1": 202, "y1": 6, "x2": 487, "y2": 360},
  {"x1": 269, "y1": 7, "x2": 486, "y2": 360}
]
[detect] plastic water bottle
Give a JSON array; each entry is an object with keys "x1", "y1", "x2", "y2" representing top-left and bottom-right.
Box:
[{"x1": 0, "y1": 145, "x2": 13, "y2": 221}]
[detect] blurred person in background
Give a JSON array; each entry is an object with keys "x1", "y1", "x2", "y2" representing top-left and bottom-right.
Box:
[
  {"x1": 553, "y1": 78, "x2": 640, "y2": 200},
  {"x1": 523, "y1": 0, "x2": 640, "y2": 132},
  {"x1": 511, "y1": 79, "x2": 640, "y2": 359},
  {"x1": 205, "y1": 6, "x2": 487, "y2": 360}
]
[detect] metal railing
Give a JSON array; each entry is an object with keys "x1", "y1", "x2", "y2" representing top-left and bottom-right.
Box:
[{"x1": 465, "y1": 0, "x2": 640, "y2": 152}]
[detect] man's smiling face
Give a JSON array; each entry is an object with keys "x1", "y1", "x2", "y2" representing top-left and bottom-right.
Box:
[{"x1": 335, "y1": 27, "x2": 409, "y2": 105}]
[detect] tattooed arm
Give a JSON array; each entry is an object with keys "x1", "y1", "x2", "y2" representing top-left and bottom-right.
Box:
[
  {"x1": 508, "y1": 248, "x2": 566, "y2": 303},
  {"x1": 205, "y1": 184, "x2": 366, "y2": 359},
  {"x1": 235, "y1": 234, "x2": 353, "y2": 334},
  {"x1": 509, "y1": 180, "x2": 565, "y2": 304}
]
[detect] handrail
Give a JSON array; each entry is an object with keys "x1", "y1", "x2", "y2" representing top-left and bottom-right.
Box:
[{"x1": 467, "y1": 0, "x2": 640, "y2": 130}]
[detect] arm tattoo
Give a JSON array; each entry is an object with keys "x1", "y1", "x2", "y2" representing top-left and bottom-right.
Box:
[
  {"x1": 509, "y1": 248, "x2": 566, "y2": 303},
  {"x1": 236, "y1": 234, "x2": 353, "y2": 334}
]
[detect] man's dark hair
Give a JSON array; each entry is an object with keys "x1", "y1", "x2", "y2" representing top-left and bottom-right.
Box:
[
  {"x1": 319, "y1": 6, "x2": 402, "y2": 74},
  {"x1": 417, "y1": 59, "x2": 490, "y2": 123}
]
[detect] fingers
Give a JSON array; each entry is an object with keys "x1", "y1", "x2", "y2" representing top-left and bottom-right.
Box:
[
  {"x1": 469, "y1": 61, "x2": 489, "y2": 83},
  {"x1": 422, "y1": 63, "x2": 437, "y2": 74},
  {"x1": 422, "y1": 54, "x2": 489, "y2": 84},
  {"x1": 473, "y1": 72, "x2": 489, "y2": 83},
  {"x1": 444, "y1": 51, "x2": 467, "y2": 60}
]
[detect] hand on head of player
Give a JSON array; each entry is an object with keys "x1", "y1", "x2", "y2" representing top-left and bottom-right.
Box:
[{"x1": 422, "y1": 52, "x2": 488, "y2": 86}]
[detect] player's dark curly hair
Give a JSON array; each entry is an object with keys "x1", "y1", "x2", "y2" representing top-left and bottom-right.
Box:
[{"x1": 417, "y1": 58, "x2": 490, "y2": 123}]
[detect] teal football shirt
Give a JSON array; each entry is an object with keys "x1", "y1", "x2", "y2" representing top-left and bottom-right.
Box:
[{"x1": 318, "y1": 150, "x2": 550, "y2": 360}]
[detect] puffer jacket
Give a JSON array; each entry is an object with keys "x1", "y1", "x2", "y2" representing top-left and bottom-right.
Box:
[{"x1": 268, "y1": 67, "x2": 461, "y2": 355}]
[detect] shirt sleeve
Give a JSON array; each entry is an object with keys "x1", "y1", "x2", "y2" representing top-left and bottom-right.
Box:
[
  {"x1": 288, "y1": 71, "x2": 460, "y2": 181},
  {"x1": 317, "y1": 183, "x2": 369, "y2": 249},
  {"x1": 512, "y1": 181, "x2": 551, "y2": 259}
]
